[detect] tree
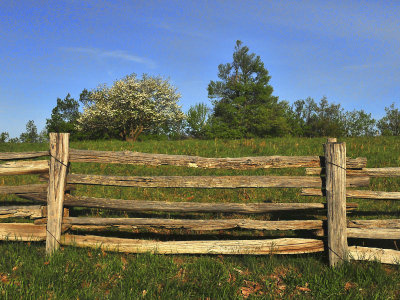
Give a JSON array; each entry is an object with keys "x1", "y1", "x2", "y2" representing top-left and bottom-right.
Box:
[
  {"x1": 77, "y1": 74, "x2": 185, "y2": 141},
  {"x1": 207, "y1": 40, "x2": 289, "y2": 138},
  {"x1": 46, "y1": 93, "x2": 80, "y2": 135},
  {"x1": 19, "y1": 120, "x2": 39, "y2": 143},
  {"x1": 186, "y1": 103, "x2": 210, "y2": 138},
  {"x1": 290, "y1": 97, "x2": 345, "y2": 137},
  {"x1": 344, "y1": 110, "x2": 376, "y2": 136},
  {"x1": 377, "y1": 103, "x2": 400, "y2": 136},
  {"x1": 0, "y1": 132, "x2": 9, "y2": 143}
]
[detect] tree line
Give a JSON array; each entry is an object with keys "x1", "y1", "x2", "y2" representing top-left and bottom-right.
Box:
[{"x1": 1, "y1": 41, "x2": 399, "y2": 143}]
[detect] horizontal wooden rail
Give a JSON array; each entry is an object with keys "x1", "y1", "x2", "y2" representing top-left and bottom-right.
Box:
[
  {"x1": 64, "y1": 194, "x2": 358, "y2": 213},
  {"x1": 38, "y1": 217, "x2": 323, "y2": 231},
  {"x1": 69, "y1": 149, "x2": 367, "y2": 169},
  {"x1": 61, "y1": 234, "x2": 324, "y2": 255},
  {"x1": 67, "y1": 174, "x2": 369, "y2": 188},
  {"x1": 0, "y1": 205, "x2": 44, "y2": 219},
  {"x1": 0, "y1": 223, "x2": 46, "y2": 241},
  {"x1": 0, "y1": 151, "x2": 49, "y2": 160},
  {"x1": 306, "y1": 167, "x2": 400, "y2": 177},
  {"x1": 349, "y1": 246, "x2": 400, "y2": 265},
  {"x1": 348, "y1": 219, "x2": 400, "y2": 229},
  {"x1": 347, "y1": 228, "x2": 400, "y2": 239},
  {"x1": 302, "y1": 188, "x2": 400, "y2": 200},
  {"x1": 0, "y1": 160, "x2": 49, "y2": 176},
  {"x1": 0, "y1": 184, "x2": 48, "y2": 194}
]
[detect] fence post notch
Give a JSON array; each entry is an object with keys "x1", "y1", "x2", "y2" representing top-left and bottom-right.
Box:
[
  {"x1": 46, "y1": 133, "x2": 69, "y2": 255},
  {"x1": 325, "y1": 138, "x2": 348, "y2": 267}
]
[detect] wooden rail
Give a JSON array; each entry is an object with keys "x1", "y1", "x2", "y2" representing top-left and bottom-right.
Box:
[
  {"x1": 0, "y1": 151, "x2": 49, "y2": 160},
  {"x1": 306, "y1": 167, "x2": 400, "y2": 177},
  {"x1": 0, "y1": 160, "x2": 49, "y2": 176},
  {"x1": 61, "y1": 234, "x2": 325, "y2": 255},
  {"x1": 69, "y1": 148, "x2": 367, "y2": 169},
  {"x1": 67, "y1": 174, "x2": 369, "y2": 188},
  {"x1": 35, "y1": 217, "x2": 323, "y2": 232},
  {"x1": 63, "y1": 194, "x2": 358, "y2": 213},
  {"x1": 302, "y1": 188, "x2": 400, "y2": 200}
]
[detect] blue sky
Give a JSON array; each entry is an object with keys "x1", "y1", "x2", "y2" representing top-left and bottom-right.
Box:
[{"x1": 1, "y1": 0, "x2": 399, "y2": 137}]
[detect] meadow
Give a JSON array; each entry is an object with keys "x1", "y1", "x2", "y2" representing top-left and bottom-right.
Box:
[{"x1": 0, "y1": 136, "x2": 399, "y2": 299}]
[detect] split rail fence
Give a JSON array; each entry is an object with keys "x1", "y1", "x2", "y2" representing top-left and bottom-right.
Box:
[{"x1": 0, "y1": 133, "x2": 399, "y2": 266}]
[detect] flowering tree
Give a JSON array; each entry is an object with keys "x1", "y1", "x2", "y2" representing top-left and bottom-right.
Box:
[{"x1": 77, "y1": 74, "x2": 185, "y2": 141}]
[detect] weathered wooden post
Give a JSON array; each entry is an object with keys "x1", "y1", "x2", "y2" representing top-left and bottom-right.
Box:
[
  {"x1": 325, "y1": 138, "x2": 348, "y2": 267},
  {"x1": 46, "y1": 133, "x2": 69, "y2": 254}
]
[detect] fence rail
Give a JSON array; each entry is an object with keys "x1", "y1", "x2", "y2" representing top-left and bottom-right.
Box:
[{"x1": 0, "y1": 134, "x2": 399, "y2": 266}]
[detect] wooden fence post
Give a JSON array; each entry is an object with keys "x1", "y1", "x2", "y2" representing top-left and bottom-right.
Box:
[
  {"x1": 325, "y1": 138, "x2": 348, "y2": 267},
  {"x1": 46, "y1": 133, "x2": 69, "y2": 255}
]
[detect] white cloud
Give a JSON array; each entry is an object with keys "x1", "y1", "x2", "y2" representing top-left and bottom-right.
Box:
[{"x1": 62, "y1": 47, "x2": 156, "y2": 68}]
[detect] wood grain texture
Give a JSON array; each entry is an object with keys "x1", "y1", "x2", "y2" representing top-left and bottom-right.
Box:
[
  {"x1": 0, "y1": 205, "x2": 44, "y2": 219},
  {"x1": 0, "y1": 184, "x2": 48, "y2": 194},
  {"x1": 349, "y1": 246, "x2": 400, "y2": 265},
  {"x1": 306, "y1": 167, "x2": 400, "y2": 177},
  {"x1": 46, "y1": 133, "x2": 69, "y2": 254},
  {"x1": 302, "y1": 188, "x2": 400, "y2": 200},
  {"x1": 0, "y1": 160, "x2": 49, "y2": 176},
  {"x1": 347, "y1": 228, "x2": 400, "y2": 239},
  {"x1": 69, "y1": 148, "x2": 367, "y2": 169},
  {"x1": 67, "y1": 174, "x2": 369, "y2": 188},
  {"x1": 59, "y1": 217, "x2": 323, "y2": 231},
  {"x1": 0, "y1": 151, "x2": 49, "y2": 160},
  {"x1": 63, "y1": 194, "x2": 357, "y2": 213},
  {"x1": 61, "y1": 234, "x2": 324, "y2": 255},
  {"x1": 0, "y1": 223, "x2": 46, "y2": 241},
  {"x1": 348, "y1": 219, "x2": 400, "y2": 229},
  {"x1": 325, "y1": 141, "x2": 348, "y2": 267}
]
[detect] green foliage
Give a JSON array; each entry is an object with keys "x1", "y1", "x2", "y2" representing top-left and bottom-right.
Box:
[
  {"x1": 208, "y1": 40, "x2": 289, "y2": 138},
  {"x1": 45, "y1": 93, "x2": 80, "y2": 137},
  {"x1": 19, "y1": 120, "x2": 40, "y2": 143},
  {"x1": 0, "y1": 132, "x2": 9, "y2": 143},
  {"x1": 185, "y1": 103, "x2": 210, "y2": 138},
  {"x1": 377, "y1": 103, "x2": 400, "y2": 136},
  {"x1": 344, "y1": 110, "x2": 376, "y2": 136},
  {"x1": 290, "y1": 97, "x2": 346, "y2": 137},
  {"x1": 77, "y1": 73, "x2": 185, "y2": 141}
]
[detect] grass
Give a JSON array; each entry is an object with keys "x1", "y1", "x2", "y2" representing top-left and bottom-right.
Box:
[{"x1": 0, "y1": 136, "x2": 399, "y2": 298}]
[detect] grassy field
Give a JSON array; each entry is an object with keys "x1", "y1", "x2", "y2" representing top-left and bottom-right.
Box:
[{"x1": 0, "y1": 136, "x2": 399, "y2": 299}]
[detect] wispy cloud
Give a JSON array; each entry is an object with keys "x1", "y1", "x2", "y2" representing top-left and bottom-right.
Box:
[{"x1": 62, "y1": 47, "x2": 156, "y2": 68}]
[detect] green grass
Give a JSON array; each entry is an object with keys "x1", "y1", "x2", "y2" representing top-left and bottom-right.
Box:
[{"x1": 0, "y1": 136, "x2": 400, "y2": 298}]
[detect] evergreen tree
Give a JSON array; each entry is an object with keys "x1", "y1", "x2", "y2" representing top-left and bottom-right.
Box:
[
  {"x1": 208, "y1": 40, "x2": 289, "y2": 138},
  {"x1": 46, "y1": 93, "x2": 80, "y2": 135}
]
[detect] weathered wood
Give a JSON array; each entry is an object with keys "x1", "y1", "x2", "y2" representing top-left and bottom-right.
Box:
[
  {"x1": 0, "y1": 205, "x2": 44, "y2": 219},
  {"x1": 0, "y1": 223, "x2": 46, "y2": 241},
  {"x1": 325, "y1": 141, "x2": 348, "y2": 267},
  {"x1": 69, "y1": 148, "x2": 367, "y2": 169},
  {"x1": 61, "y1": 234, "x2": 324, "y2": 255},
  {"x1": 64, "y1": 194, "x2": 357, "y2": 213},
  {"x1": 347, "y1": 228, "x2": 400, "y2": 239},
  {"x1": 58, "y1": 217, "x2": 323, "y2": 231},
  {"x1": 302, "y1": 188, "x2": 400, "y2": 200},
  {"x1": 46, "y1": 133, "x2": 69, "y2": 255},
  {"x1": 306, "y1": 167, "x2": 400, "y2": 177},
  {"x1": 0, "y1": 160, "x2": 49, "y2": 176},
  {"x1": 348, "y1": 246, "x2": 400, "y2": 265},
  {"x1": 0, "y1": 184, "x2": 48, "y2": 194},
  {"x1": 67, "y1": 174, "x2": 369, "y2": 188},
  {"x1": 348, "y1": 219, "x2": 400, "y2": 229},
  {"x1": 16, "y1": 193, "x2": 47, "y2": 202},
  {"x1": 0, "y1": 151, "x2": 49, "y2": 160}
]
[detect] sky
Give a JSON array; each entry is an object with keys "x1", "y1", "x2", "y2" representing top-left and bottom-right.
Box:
[{"x1": 0, "y1": 0, "x2": 399, "y2": 138}]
